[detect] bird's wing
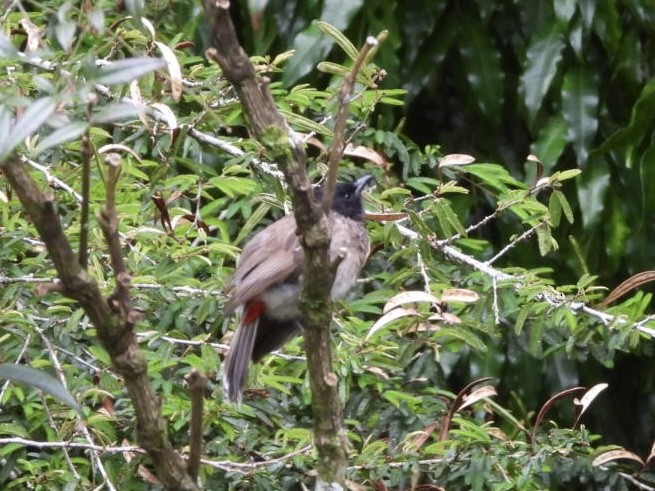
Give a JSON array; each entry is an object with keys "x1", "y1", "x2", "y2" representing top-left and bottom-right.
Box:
[
  {"x1": 227, "y1": 214, "x2": 303, "y2": 310},
  {"x1": 328, "y1": 214, "x2": 370, "y2": 300}
]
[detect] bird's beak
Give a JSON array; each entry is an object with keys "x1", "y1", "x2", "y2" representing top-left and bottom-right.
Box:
[{"x1": 354, "y1": 174, "x2": 376, "y2": 195}]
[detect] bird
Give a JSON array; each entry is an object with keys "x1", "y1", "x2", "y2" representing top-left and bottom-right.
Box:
[{"x1": 222, "y1": 174, "x2": 374, "y2": 404}]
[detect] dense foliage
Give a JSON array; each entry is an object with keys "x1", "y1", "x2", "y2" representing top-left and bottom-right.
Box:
[{"x1": 1, "y1": 0, "x2": 655, "y2": 489}]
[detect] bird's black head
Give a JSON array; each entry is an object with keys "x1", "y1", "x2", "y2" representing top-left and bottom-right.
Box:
[{"x1": 316, "y1": 175, "x2": 374, "y2": 221}]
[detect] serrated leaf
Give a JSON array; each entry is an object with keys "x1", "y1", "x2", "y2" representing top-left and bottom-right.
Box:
[
  {"x1": 0, "y1": 363, "x2": 82, "y2": 415},
  {"x1": 93, "y1": 57, "x2": 165, "y2": 85}
]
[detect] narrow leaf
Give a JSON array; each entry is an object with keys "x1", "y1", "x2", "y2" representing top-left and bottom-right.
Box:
[
  {"x1": 93, "y1": 57, "x2": 165, "y2": 85},
  {"x1": 458, "y1": 385, "x2": 498, "y2": 411},
  {"x1": 441, "y1": 288, "x2": 480, "y2": 304},
  {"x1": 0, "y1": 363, "x2": 82, "y2": 414},
  {"x1": 593, "y1": 449, "x2": 644, "y2": 468},
  {"x1": 92, "y1": 102, "x2": 143, "y2": 124},
  {"x1": 531, "y1": 387, "x2": 585, "y2": 443},
  {"x1": 366, "y1": 308, "x2": 420, "y2": 341},
  {"x1": 32, "y1": 121, "x2": 89, "y2": 156},
  {"x1": 383, "y1": 291, "x2": 441, "y2": 313},
  {"x1": 599, "y1": 271, "x2": 655, "y2": 307},
  {"x1": 5, "y1": 97, "x2": 57, "y2": 159},
  {"x1": 439, "y1": 154, "x2": 476, "y2": 168},
  {"x1": 573, "y1": 383, "x2": 608, "y2": 427},
  {"x1": 155, "y1": 42, "x2": 182, "y2": 101},
  {"x1": 317, "y1": 20, "x2": 358, "y2": 61}
]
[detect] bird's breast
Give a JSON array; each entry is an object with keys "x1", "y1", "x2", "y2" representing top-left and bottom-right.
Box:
[{"x1": 259, "y1": 282, "x2": 302, "y2": 320}]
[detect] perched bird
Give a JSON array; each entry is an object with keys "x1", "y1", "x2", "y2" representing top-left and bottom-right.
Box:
[{"x1": 222, "y1": 175, "x2": 374, "y2": 404}]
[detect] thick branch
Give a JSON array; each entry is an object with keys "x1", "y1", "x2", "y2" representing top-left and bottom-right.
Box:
[
  {"x1": 1, "y1": 156, "x2": 197, "y2": 491},
  {"x1": 203, "y1": 1, "x2": 348, "y2": 487}
]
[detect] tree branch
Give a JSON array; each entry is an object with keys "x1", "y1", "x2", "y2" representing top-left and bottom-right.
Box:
[
  {"x1": 185, "y1": 370, "x2": 207, "y2": 482},
  {"x1": 202, "y1": 1, "x2": 350, "y2": 487},
  {"x1": 1, "y1": 156, "x2": 198, "y2": 491},
  {"x1": 322, "y1": 36, "x2": 377, "y2": 213}
]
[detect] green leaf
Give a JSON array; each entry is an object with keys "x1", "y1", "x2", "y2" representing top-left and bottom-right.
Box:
[
  {"x1": 316, "y1": 21, "x2": 358, "y2": 61},
  {"x1": 434, "y1": 327, "x2": 487, "y2": 352},
  {"x1": 432, "y1": 199, "x2": 466, "y2": 238},
  {"x1": 554, "y1": 0, "x2": 577, "y2": 23},
  {"x1": 594, "y1": 79, "x2": 655, "y2": 161},
  {"x1": 458, "y1": 20, "x2": 503, "y2": 122},
  {"x1": 32, "y1": 121, "x2": 89, "y2": 156},
  {"x1": 531, "y1": 115, "x2": 568, "y2": 173},
  {"x1": 461, "y1": 163, "x2": 527, "y2": 192},
  {"x1": 316, "y1": 61, "x2": 351, "y2": 78},
  {"x1": 0, "y1": 363, "x2": 82, "y2": 415},
  {"x1": 279, "y1": 109, "x2": 333, "y2": 137},
  {"x1": 577, "y1": 157, "x2": 610, "y2": 226},
  {"x1": 3, "y1": 97, "x2": 57, "y2": 160},
  {"x1": 91, "y1": 102, "x2": 143, "y2": 124},
  {"x1": 553, "y1": 190, "x2": 574, "y2": 224},
  {"x1": 92, "y1": 57, "x2": 165, "y2": 85},
  {"x1": 282, "y1": 0, "x2": 363, "y2": 85},
  {"x1": 520, "y1": 24, "x2": 565, "y2": 126},
  {"x1": 382, "y1": 390, "x2": 421, "y2": 410},
  {"x1": 562, "y1": 64, "x2": 599, "y2": 165},
  {"x1": 549, "y1": 192, "x2": 563, "y2": 228},
  {"x1": 0, "y1": 32, "x2": 17, "y2": 58}
]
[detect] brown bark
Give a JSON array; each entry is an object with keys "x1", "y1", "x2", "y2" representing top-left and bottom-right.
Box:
[
  {"x1": 203, "y1": 1, "x2": 350, "y2": 486},
  {"x1": 1, "y1": 157, "x2": 197, "y2": 491}
]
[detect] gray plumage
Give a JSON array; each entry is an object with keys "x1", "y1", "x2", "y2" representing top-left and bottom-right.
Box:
[{"x1": 222, "y1": 176, "x2": 373, "y2": 404}]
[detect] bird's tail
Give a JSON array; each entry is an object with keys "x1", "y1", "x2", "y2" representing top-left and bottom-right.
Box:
[{"x1": 222, "y1": 310, "x2": 259, "y2": 404}]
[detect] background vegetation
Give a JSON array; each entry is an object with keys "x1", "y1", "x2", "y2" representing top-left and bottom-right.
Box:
[{"x1": 2, "y1": 0, "x2": 655, "y2": 489}]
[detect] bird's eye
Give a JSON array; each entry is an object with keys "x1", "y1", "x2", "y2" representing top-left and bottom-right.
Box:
[{"x1": 344, "y1": 192, "x2": 351, "y2": 199}]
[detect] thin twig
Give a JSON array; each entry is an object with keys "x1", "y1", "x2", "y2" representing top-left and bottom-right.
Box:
[
  {"x1": 19, "y1": 155, "x2": 83, "y2": 201},
  {"x1": 322, "y1": 36, "x2": 378, "y2": 213},
  {"x1": 37, "y1": 327, "x2": 116, "y2": 491},
  {"x1": 486, "y1": 221, "x2": 544, "y2": 265},
  {"x1": 79, "y1": 117, "x2": 93, "y2": 269},
  {"x1": 0, "y1": 334, "x2": 32, "y2": 413},
  {"x1": 187, "y1": 125, "x2": 285, "y2": 182}
]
